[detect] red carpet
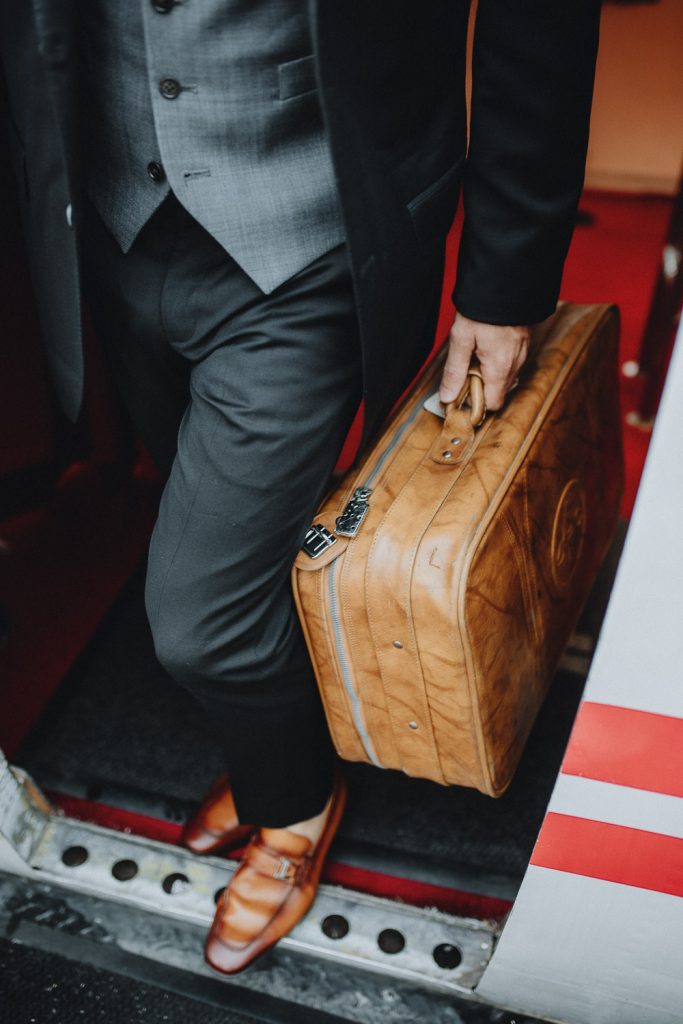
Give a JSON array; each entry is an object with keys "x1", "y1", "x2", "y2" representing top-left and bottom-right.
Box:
[{"x1": 560, "y1": 191, "x2": 672, "y2": 517}]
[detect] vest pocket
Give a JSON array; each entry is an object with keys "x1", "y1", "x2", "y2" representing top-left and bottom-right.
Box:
[{"x1": 278, "y1": 54, "x2": 317, "y2": 100}]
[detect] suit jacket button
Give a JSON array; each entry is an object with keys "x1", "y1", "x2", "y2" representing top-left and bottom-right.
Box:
[
  {"x1": 147, "y1": 161, "x2": 166, "y2": 183},
  {"x1": 159, "y1": 78, "x2": 181, "y2": 100},
  {"x1": 65, "y1": 202, "x2": 73, "y2": 228},
  {"x1": 152, "y1": 0, "x2": 174, "y2": 11}
]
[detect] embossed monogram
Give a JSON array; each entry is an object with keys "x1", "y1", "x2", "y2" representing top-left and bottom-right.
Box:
[{"x1": 551, "y1": 479, "x2": 587, "y2": 589}]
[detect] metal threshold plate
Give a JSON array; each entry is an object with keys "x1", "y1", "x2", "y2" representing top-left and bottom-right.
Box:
[{"x1": 0, "y1": 757, "x2": 497, "y2": 997}]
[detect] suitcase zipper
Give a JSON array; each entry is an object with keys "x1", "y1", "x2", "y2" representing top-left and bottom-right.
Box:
[
  {"x1": 327, "y1": 559, "x2": 382, "y2": 766},
  {"x1": 362, "y1": 395, "x2": 426, "y2": 489},
  {"x1": 325, "y1": 392, "x2": 429, "y2": 766},
  {"x1": 334, "y1": 391, "x2": 428, "y2": 530}
]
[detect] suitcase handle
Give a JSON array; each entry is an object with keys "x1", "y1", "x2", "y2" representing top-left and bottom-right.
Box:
[
  {"x1": 447, "y1": 366, "x2": 486, "y2": 428},
  {"x1": 431, "y1": 366, "x2": 486, "y2": 466}
]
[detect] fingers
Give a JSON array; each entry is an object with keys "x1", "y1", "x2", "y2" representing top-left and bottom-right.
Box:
[
  {"x1": 439, "y1": 313, "x2": 530, "y2": 412},
  {"x1": 479, "y1": 330, "x2": 529, "y2": 411},
  {"x1": 439, "y1": 317, "x2": 476, "y2": 404}
]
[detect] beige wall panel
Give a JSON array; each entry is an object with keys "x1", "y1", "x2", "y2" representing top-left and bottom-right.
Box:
[{"x1": 586, "y1": 0, "x2": 683, "y2": 194}]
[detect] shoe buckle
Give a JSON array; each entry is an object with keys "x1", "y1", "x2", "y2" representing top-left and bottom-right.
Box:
[{"x1": 273, "y1": 855, "x2": 295, "y2": 881}]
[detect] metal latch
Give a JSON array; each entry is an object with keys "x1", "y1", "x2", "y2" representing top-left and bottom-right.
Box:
[
  {"x1": 302, "y1": 524, "x2": 337, "y2": 559},
  {"x1": 335, "y1": 486, "x2": 372, "y2": 538}
]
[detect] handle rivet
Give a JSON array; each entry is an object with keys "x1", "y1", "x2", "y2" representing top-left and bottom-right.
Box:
[
  {"x1": 408, "y1": 721, "x2": 418, "y2": 730},
  {"x1": 451, "y1": 437, "x2": 462, "y2": 445},
  {"x1": 442, "y1": 450, "x2": 453, "y2": 459},
  {"x1": 392, "y1": 640, "x2": 403, "y2": 649}
]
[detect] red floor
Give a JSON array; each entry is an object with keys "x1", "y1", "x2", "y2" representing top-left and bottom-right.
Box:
[{"x1": 560, "y1": 192, "x2": 672, "y2": 517}]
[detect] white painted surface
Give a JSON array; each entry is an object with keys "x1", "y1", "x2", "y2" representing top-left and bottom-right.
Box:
[
  {"x1": 579, "y1": 328, "x2": 683, "y2": 718},
  {"x1": 549, "y1": 774, "x2": 683, "y2": 842},
  {"x1": 479, "y1": 869, "x2": 683, "y2": 1024},
  {"x1": 477, "y1": 316, "x2": 683, "y2": 1023}
]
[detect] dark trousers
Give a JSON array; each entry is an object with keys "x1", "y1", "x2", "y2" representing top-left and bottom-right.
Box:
[{"x1": 82, "y1": 194, "x2": 362, "y2": 826}]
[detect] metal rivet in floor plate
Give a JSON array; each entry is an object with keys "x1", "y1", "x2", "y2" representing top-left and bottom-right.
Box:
[
  {"x1": 377, "y1": 928, "x2": 405, "y2": 954},
  {"x1": 432, "y1": 943, "x2": 462, "y2": 969},
  {"x1": 112, "y1": 859, "x2": 138, "y2": 881},
  {"x1": 62, "y1": 846, "x2": 88, "y2": 867},
  {"x1": 162, "y1": 872, "x2": 191, "y2": 895},
  {"x1": 321, "y1": 914, "x2": 350, "y2": 940},
  {"x1": 214, "y1": 887, "x2": 226, "y2": 905}
]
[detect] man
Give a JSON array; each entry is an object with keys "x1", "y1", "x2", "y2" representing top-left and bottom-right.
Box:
[{"x1": 0, "y1": 0, "x2": 600, "y2": 974}]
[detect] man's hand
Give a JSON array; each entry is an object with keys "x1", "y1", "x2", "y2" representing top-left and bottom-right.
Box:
[{"x1": 439, "y1": 312, "x2": 530, "y2": 412}]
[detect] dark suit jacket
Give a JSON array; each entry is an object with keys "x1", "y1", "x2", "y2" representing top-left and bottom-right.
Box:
[{"x1": 0, "y1": 0, "x2": 600, "y2": 449}]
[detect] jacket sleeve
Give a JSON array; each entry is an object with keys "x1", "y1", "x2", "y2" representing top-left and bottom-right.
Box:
[{"x1": 452, "y1": 0, "x2": 601, "y2": 325}]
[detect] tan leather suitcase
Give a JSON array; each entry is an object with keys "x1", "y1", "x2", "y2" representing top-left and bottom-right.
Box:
[{"x1": 292, "y1": 303, "x2": 624, "y2": 796}]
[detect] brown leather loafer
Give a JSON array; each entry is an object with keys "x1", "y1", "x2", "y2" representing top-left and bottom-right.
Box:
[
  {"x1": 181, "y1": 774, "x2": 255, "y2": 855},
  {"x1": 204, "y1": 770, "x2": 347, "y2": 974}
]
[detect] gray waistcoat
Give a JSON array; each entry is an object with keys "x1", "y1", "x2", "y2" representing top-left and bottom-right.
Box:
[{"x1": 79, "y1": 0, "x2": 345, "y2": 293}]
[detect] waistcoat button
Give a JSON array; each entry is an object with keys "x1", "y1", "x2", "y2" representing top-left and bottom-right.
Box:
[
  {"x1": 147, "y1": 161, "x2": 166, "y2": 183},
  {"x1": 159, "y1": 78, "x2": 181, "y2": 100},
  {"x1": 152, "y1": 0, "x2": 174, "y2": 11}
]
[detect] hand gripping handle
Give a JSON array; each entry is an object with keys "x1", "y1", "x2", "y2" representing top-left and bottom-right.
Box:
[{"x1": 447, "y1": 366, "x2": 486, "y2": 428}]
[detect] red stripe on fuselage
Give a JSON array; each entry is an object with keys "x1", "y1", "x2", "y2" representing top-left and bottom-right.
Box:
[
  {"x1": 562, "y1": 702, "x2": 683, "y2": 798},
  {"x1": 531, "y1": 812, "x2": 683, "y2": 898}
]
